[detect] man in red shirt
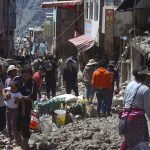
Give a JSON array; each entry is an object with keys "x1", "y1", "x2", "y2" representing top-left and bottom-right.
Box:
[
  {"x1": 33, "y1": 66, "x2": 45, "y2": 99},
  {"x1": 92, "y1": 60, "x2": 112, "y2": 117}
]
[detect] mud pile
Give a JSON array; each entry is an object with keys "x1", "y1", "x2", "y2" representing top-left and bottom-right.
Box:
[{"x1": 30, "y1": 115, "x2": 121, "y2": 150}]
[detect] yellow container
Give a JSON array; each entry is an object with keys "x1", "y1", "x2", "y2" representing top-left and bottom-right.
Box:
[{"x1": 54, "y1": 110, "x2": 66, "y2": 125}]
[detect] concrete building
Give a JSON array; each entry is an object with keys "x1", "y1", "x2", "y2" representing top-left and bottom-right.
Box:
[
  {"x1": 69, "y1": 0, "x2": 124, "y2": 63},
  {"x1": 41, "y1": 0, "x2": 125, "y2": 63},
  {"x1": 101, "y1": 0, "x2": 125, "y2": 60},
  {"x1": 0, "y1": 0, "x2": 16, "y2": 58},
  {"x1": 68, "y1": 0, "x2": 100, "y2": 65},
  {"x1": 41, "y1": 0, "x2": 83, "y2": 58},
  {"x1": 114, "y1": 0, "x2": 150, "y2": 83}
]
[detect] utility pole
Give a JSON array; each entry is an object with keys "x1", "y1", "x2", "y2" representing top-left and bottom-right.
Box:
[{"x1": 99, "y1": 0, "x2": 104, "y2": 57}]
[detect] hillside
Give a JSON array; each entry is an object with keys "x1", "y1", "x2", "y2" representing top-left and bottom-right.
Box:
[{"x1": 16, "y1": 0, "x2": 52, "y2": 37}]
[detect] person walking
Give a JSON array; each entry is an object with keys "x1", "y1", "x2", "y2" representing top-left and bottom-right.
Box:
[
  {"x1": 92, "y1": 61, "x2": 112, "y2": 117},
  {"x1": 119, "y1": 66, "x2": 150, "y2": 150},
  {"x1": 33, "y1": 66, "x2": 45, "y2": 99},
  {"x1": 0, "y1": 65, "x2": 5, "y2": 132},
  {"x1": 83, "y1": 59, "x2": 97, "y2": 102},
  {"x1": 63, "y1": 59, "x2": 79, "y2": 96},
  {"x1": 4, "y1": 81, "x2": 25, "y2": 144},
  {"x1": 107, "y1": 61, "x2": 120, "y2": 116},
  {"x1": 13, "y1": 67, "x2": 37, "y2": 150},
  {"x1": 57, "y1": 57, "x2": 66, "y2": 87},
  {"x1": 44, "y1": 55, "x2": 57, "y2": 99}
]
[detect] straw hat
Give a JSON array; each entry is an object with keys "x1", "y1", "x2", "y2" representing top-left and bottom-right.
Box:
[
  {"x1": 66, "y1": 59, "x2": 74, "y2": 64},
  {"x1": 86, "y1": 59, "x2": 97, "y2": 66},
  {"x1": 7, "y1": 65, "x2": 18, "y2": 73}
]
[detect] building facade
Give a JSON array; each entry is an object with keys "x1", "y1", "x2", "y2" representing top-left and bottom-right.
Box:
[
  {"x1": 0, "y1": 0, "x2": 16, "y2": 58},
  {"x1": 83, "y1": 0, "x2": 124, "y2": 61},
  {"x1": 114, "y1": 0, "x2": 150, "y2": 83},
  {"x1": 41, "y1": 0, "x2": 84, "y2": 58},
  {"x1": 56, "y1": 1, "x2": 84, "y2": 58}
]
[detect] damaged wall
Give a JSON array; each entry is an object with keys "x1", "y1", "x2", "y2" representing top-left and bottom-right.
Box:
[
  {"x1": 135, "y1": 8, "x2": 150, "y2": 30},
  {"x1": 114, "y1": 11, "x2": 133, "y2": 37}
]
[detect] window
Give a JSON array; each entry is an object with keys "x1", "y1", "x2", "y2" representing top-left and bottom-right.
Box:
[
  {"x1": 85, "y1": 0, "x2": 99, "y2": 21},
  {"x1": 89, "y1": 1, "x2": 93, "y2": 20},
  {"x1": 105, "y1": 0, "x2": 123, "y2": 6},
  {"x1": 106, "y1": 0, "x2": 114, "y2": 6},
  {"x1": 85, "y1": 2, "x2": 88, "y2": 19},
  {"x1": 94, "y1": 1, "x2": 98, "y2": 21},
  {"x1": 114, "y1": 0, "x2": 120, "y2": 6}
]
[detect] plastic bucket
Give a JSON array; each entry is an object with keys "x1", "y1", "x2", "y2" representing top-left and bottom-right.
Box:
[
  {"x1": 54, "y1": 110, "x2": 66, "y2": 125},
  {"x1": 29, "y1": 116, "x2": 39, "y2": 129}
]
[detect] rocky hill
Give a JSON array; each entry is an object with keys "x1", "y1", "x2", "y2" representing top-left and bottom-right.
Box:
[{"x1": 16, "y1": 0, "x2": 52, "y2": 37}]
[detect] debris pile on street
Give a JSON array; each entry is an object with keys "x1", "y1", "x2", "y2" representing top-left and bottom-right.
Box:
[
  {"x1": 0, "y1": 115, "x2": 121, "y2": 150},
  {"x1": 30, "y1": 115, "x2": 120, "y2": 150},
  {"x1": 0, "y1": 82, "x2": 125, "y2": 150}
]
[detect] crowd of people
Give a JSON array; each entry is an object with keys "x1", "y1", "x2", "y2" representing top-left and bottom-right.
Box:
[
  {"x1": 0, "y1": 53, "x2": 150, "y2": 150},
  {"x1": 0, "y1": 53, "x2": 120, "y2": 149}
]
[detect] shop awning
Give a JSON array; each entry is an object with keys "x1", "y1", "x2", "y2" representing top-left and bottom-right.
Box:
[
  {"x1": 68, "y1": 35, "x2": 95, "y2": 53},
  {"x1": 41, "y1": 0, "x2": 82, "y2": 8}
]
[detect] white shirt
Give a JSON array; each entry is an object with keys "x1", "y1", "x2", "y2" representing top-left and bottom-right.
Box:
[
  {"x1": 58, "y1": 59, "x2": 66, "y2": 73},
  {"x1": 4, "y1": 90, "x2": 23, "y2": 109}
]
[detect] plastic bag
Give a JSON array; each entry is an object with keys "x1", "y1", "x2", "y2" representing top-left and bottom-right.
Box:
[
  {"x1": 39, "y1": 115, "x2": 52, "y2": 136},
  {"x1": 52, "y1": 94, "x2": 77, "y2": 103},
  {"x1": 29, "y1": 116, "x2": 39, "y2": 130}
]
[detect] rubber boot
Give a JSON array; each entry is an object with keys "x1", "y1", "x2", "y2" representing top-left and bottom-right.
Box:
[{"x1": 22, "y1": 138, "x2": 29, "y2": 150}]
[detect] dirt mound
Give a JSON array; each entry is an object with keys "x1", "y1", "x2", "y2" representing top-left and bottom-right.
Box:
[{"x1": 30, "y1": 115, "x2": 121, "y2": 150}]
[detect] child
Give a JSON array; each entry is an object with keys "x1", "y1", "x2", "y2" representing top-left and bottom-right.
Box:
[{"x1": 4, "y1": 81, "x2": 25, "y2": 144}]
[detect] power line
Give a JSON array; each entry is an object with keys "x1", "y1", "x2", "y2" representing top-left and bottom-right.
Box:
[
  {"x1": 16, "y1": 0, "x2": 96, "y2": 50},
  {"x1": 18, "y1": 0, "x2": 25, "y2": 26}
]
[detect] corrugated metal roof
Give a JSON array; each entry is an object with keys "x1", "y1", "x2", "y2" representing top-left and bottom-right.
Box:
[
  {"x1": 68, "y1": 35, "x2": 95, "y2": 53},
  {"x1": 41, "y1": 0, "x2": 82, "y2": 8}
]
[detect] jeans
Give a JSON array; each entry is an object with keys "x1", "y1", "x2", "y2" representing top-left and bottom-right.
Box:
[
  {"x1": 85, "y1": 83, "x2": 94, "y2": 100},
  {"x1": 96, "y1": 89, "x2": 110, "y2": 116},
  {"x1": 107, "y1": 90, "x2": 113, "y2": 114},
  {"x1": 58, "y1": 70, "x2": 63, "y2": 86},
  {"x1": 46, "y1": 81, "x2": 56, "y2": 98},
  {"x1": 17, "y1": 110, "x2": 31, "y2": 139},
  {"x1": 6, "y1": 107, "x2": 18, "y2": 139},
  {"x1": 66, "y1": 84, "x2": 79, "y2": 96},
  {"x1": 0, "y1": 106, "x2": 6, "y2": 131}
]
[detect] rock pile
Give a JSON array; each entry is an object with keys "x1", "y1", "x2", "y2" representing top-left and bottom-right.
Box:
[{"x1": 112, "y1": 81, "x2": 129, "y2": 112}]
